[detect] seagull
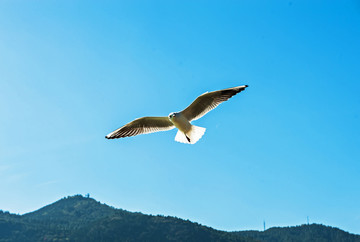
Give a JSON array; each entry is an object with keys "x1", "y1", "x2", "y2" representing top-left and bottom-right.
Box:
[{"x1": 106, "y1": 85, "x2": 248, "y2": 144}]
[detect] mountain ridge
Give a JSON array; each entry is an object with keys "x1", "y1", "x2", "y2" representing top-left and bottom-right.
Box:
[{"x1": 0, "y1": 195, "x2": 359, "y2": 242}]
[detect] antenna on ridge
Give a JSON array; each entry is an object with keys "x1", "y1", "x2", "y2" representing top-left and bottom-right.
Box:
[
  {"x1": 307, "y1": 216, "x2": 309, "y2": 225},
  {"x1": 263, "y1": 220, "x2": 266, "y2": 231}
]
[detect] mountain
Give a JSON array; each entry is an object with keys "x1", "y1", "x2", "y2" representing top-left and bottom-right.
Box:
[
  {"x1": 0, "y1": 195, "x2": 251, "y2": 242},
  {"x1": 0, "y1": 195, "x2": 359, "y2": 242},
  {"x1": 235, "y1": 224, "x2": 360, "y2": 242}
]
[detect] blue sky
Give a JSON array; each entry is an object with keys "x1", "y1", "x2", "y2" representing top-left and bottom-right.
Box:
[{"x1": 1, "y1": 0, "x2": 360, "y2": 234}]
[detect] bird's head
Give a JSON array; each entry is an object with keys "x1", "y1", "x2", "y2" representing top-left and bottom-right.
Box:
[{"x1": 168, "y1": 112, "x2": 177, "y2": 120}]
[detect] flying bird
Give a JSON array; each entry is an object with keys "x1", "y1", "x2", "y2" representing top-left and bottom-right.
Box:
[{"x1": 106, "y1": 85, "x2": 248, "y2": 144}]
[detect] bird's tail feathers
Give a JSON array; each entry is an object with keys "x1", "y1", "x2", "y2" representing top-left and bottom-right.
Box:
[
  {"x1": 174, "y1": 125, "x2": 206, "y2": 144},
  {"x1": 174, "y1": 130, "x2": 189, "y2": 144},
  {"x1": 188, "y1": 125, "x2": 206, "y2": 144}
]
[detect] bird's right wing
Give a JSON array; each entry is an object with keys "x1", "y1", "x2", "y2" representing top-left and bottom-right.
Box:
[
  {"x1": 181, "y1": 85, "x2": 248, "y2": 121},
  {"x1": 106, "y1": 116, "x2": 175, "y2": 139}
]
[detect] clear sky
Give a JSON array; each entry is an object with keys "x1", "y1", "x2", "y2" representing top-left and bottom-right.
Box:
[{"x1": 1, "y1": 0, "x2": 360, "y2": 234}]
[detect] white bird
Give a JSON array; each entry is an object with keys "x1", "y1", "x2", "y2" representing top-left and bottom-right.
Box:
[{"x1": 106, "y1": 85, "x2": 248, "y2": 144}]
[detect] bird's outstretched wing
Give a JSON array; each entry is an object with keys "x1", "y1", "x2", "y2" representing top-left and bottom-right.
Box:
[
  {"x1": 105, "y1": 117, "x2": 175, "y2": 139},
  {"x1": 181, "y1": 85, "x2": 248, "y2": 121}
]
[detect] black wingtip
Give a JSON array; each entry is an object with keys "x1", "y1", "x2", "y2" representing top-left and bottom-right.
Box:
[{"x1": 244, "y1": 85, "x2": 249, "y2": 88}]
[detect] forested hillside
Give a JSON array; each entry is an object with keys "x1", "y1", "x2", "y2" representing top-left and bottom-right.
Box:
[
  {"x1": 0, "y1": 195, "x2": 358, "y2": 242},
  {"x1": 235, "y1": 224, "x2": 360, "y2": 242}
]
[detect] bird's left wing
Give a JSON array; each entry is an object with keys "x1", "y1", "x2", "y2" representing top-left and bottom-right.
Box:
[
  {"x1": 106, "y1": 116, "x2": 175, "y2": 139},
  {"x1": 181, "y1": 85, "x2": 248, "y2": 121}
]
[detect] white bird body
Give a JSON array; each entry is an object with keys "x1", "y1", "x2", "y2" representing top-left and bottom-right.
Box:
[
  {"x1": 168, "y1": 112, "x2": 191, "y2": 133},
  {"x1": 169, "y1": 112, "x2": 206, "y2": 144},
  {"x1": 106, "y1": 85, "x2": 248, "y2": 144}
]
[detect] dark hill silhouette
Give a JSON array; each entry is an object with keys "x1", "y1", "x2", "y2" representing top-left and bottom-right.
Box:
[
  {"x1": 0, "y1": 195, "x2": 359, "y2": 242},
  {"x1": 235, "y1": 224, "x2": 360, "y2": 242}
]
